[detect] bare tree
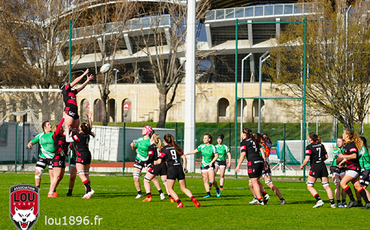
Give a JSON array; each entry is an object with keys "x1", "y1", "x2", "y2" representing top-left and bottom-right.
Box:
[
  {"x1": 265, "y1": 0, "x2": 370, "y2": 133},
  {"x1": 85, "y1": 0, "x2": 135, "y2": 125},
  {"x1": 132, "y1": 0, "x2": 210, "y2": 128}
]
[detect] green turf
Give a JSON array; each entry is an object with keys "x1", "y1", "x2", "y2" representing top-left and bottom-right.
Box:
[{"x1": 0, "y1": 173, "x2": 369, "y2": 229}]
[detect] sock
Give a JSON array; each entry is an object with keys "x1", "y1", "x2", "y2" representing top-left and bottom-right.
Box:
[
  {"x1": 83, "y1": 180, "x2": 91, "y2": 193},
  {"x1": 216, "y1": 187, "x2": 220, "y2": 192},
  {"x1": 190, "y1": 196, "x2": 195, "y2": 201},
  {"x1": 66, "y1": 129, "x2": 74, "y2": 142},
  {"x1": 48, "y1": 191, "x2": 53, "y2": 195},
  {"x1": 262, "y1": 191, "x2": 267, "y2": 196},
  {"x1": 314, "y1": 193, "x2": 321, "y2": 201},
  {"x1": 207, "y1": 192, "x2": 211, "y2": 196},
  {"x1": 344, "y1": 186, "x2": 355, "y2": 201},
  {"x1": 138, "y1": 190, "x2": 142, "y2": 195},
  {"x1": 337, "y1": 200, "x2": 341, "y2": 204},
  {"x1": 176, "y1": 199, "x2": 181, "y2": 204},
  {"x1": 54, "y1": 189, "x2": 56, "y2": 193},
  {"x1": 68, "y1": 189, "x2": 73, "y2": 194},
  {"x1": 359, "y1": 188, "x2": 369, "y2": 203},
  {"x1": 329, "y1": 199, "x2": 335, "y2": 205},
  {"x1": 146, "y1": 193, "x2": 152, "y2": 198},
  {"x1": 280, "y1": 198, "x2": 285, "y2": 201},
  {"x1": 169, "y1": 195, "x2": 172, "y2": 199},
  {"x1": 220, "y1": 185, "x2": 223, "y2": 188},
  {"x1": 258, "y1": 197, "x2": 263, "y2": 203},
  {"x1": 158, "y1": 190, "x2": 163, "y2": 194},
  {"x1": 37, "y1": 185, "x2": 40, "y2": 188},
  {"x1": 342, "y1": 199, "x2": 346, "y2": 203}
]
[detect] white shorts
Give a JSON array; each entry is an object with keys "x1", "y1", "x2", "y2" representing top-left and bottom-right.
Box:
[
  {"x1": 346, "y1": 170, "x2": 359, "y2": 178},
  {"x1": 200, "y1": 165, "x2": 214, "y2": 173}
]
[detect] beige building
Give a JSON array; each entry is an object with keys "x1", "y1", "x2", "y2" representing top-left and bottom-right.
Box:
[{"x1": 76, "y1": 82, "x2": 335, "y2": 124}]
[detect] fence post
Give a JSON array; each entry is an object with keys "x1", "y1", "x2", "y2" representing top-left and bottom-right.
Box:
[
  {"x1": 122, "y1": 123, "x2": 126, "y2": 176},
  {"x1": 283, "y1": 124, "x2": 286, "y2": 173},
  {"x1": 181, "y1": 128, "x2": 184, "y2": 150},
  {"x1": 228, "y1": 123, "x2": 231, "y2": 172}
]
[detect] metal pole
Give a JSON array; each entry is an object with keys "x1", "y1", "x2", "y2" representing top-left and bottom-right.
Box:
[
  {"x1": 283, "y1": 123, "x2": 286, "y2": 173},
  {"x1": 69, "y1": 19, "x2": 72, "y2": 83},
  {"x1": 113, "y1": 69, "x2": 119, "y2": 127},
  {"x1": 302, "y1": 17, "x2": 307, "y2": 181},
  {"x1": 15, "y1": 124, "x2": 18, "y2": 173},
  {"x1": 122, "y1": 121, "x2": 126, "y2": 176},
  {"x1": 229, "y1": 122, "x2": 232, "y2": 172},
  {"x1": 234, "y1": 19, "x2": 239, "y2": 179},
  {"x1": 258, "y1": 51, "x2": 270, "y2": 133},
  {"x1": 184, "y1": 0, "x2": 196, "y2": 172},
  {"x1": 22, "y1": 123, "x2": 24, "y2": 169},
  {"x1": 240, "y1": 53, "x2": 253, "y2": 133}
]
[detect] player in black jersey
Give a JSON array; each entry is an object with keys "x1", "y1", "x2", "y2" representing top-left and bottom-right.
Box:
[
  {"x1": 300, "y1": 132, "x2": 335, "y2": 208},
  {"x1": 337, "y1": 129, "x2": 370, "y2": 209},
  {"x1": 48, "y1": 118, "x2": 68, "y2": 198},
  {"x1": 235, "y1": 128, "x2": 267, "y2": 205},
  {"x1": 155, "y1": 134, "x2": 200, "y2": 208},
  {"x1": 142, "y1": 133, "x2": 171, "y2": 202},
  {"x1": 59, "y1": 69, "x2": 94, "y2": 142},
  {"x1": 72, "y1": 111, "x2": 95, "y2": 199}
]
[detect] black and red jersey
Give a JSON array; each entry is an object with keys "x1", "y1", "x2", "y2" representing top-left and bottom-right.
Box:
[
  {"x1": 159, "y1": 145, "x2": 182, "y2": 168},
  {"x1": 344, "y1": 142, "x2": 360, "y2": 171},
  {"x1": 305, "y1": 142, "x2": 327, "y2": 165},
  {"x1": 72, "y1": 132, "x2": 91, "y2": 156},
  {"x1": 62, "y1": 84, "x2": 78, "y2": 106},
  {"x1": 53, "y1": 134, "x2": 68, "y2": 156},
  {"x1": 240, "y1": 138, "x2": 262, "y2": 162},
  {"x1": 147, "y1": 144, "x2": 160, "y2": 166}
]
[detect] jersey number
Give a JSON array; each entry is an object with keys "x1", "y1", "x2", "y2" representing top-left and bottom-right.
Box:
[
  {"x1": 316, "y1": 148, "x2": 321, "y2": 161},
  {"x1": 170, "y1": 150, "x2": 178, "y2": 164}
]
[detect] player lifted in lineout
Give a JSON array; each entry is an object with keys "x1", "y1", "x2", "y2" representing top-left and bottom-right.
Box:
[{"x1": 59, "y1": 69, "x2": 94, "y2": 142}]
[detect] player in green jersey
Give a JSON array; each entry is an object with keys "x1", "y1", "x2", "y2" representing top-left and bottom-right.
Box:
[
  {"x1": 186, "y1": 134, "x2": 221, "y2": 198},
  {"x1": 214, "y1": 134, "x2": 231, "y2": 190},
  {"x1": 27, "y1": 121, "x2": 55, "y2": 189},
  {"x1": 130, "y1": 126, "x2": 164, "y2": 199},
  {"x1": 358, "y1": 136, "x2": 370, "y2": 201},
  {"x1": 330, "y1": 137, "x2": 347, "y2": 207}
]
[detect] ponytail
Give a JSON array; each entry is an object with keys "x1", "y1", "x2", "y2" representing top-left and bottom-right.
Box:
[
  {"x1": 152, "y1": 133, "x2": 163, "y2": 151},
  {"x1": 242, "y1": 128, "x2": 259, "y2": 147},
  {"x1": 80, "y1": 122, "x2": 95, "y2": 137},
  {"x1": 163, "y1": 133, "x2": 183, "y2": 155},
  {"x1": 309, "y1": 132, "x2": 322, "y2": 144}
]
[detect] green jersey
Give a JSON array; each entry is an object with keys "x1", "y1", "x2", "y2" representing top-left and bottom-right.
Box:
[
  {"x1": 359, "y1": 146, "x2": 370, "y2": 171},
  {"x1": 216, "y1": 144, "x2": 229, "y2": 161},
  {"x1": 31, "y1": 132, "x2": 55, "y2": 159},
  {"x1": 134, "y1": 137, "x2": 151, "y2": 161},
  {"x1": 331, "y1": 145, "x2": 344, "y2": 167},
  {"x1": 197, "y1": 144, "x2": 217, "y2": 167}
]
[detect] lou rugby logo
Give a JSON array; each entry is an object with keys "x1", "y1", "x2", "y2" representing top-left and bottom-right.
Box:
[{"x1": 9, "y1": 184, "x2": 40, "y2": 230}]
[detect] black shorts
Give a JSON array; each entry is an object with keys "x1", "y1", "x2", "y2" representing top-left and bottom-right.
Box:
[
  {"x1": 64, "y1": 104, "x2": 79, "y2": 120},
  {"x1": 215, "y1": 160, "x2": 226, "y2": 167},
  {"x1": 330, "y1": 166, "x2": 345, "y2": 176},
  {"x1": 53, "y1": 155, "x2": 66, "y2": 168},
  {"x1": 360, "y1": 170, "x2": 370, "y2": 186},
  {"x1": 262, "y1": 164, "x2": 271, "y2": 177},
  {"x1": 167, "y1": 166, "x2": 185, "y2": 181},
  {"x1": 309, "y1": 163, "x2": 328, "y2": 178},
  {"x1": 76, "y1": 152, "x2": 91, "y2": 165},
  {"x1": 247, "y1": 161, "x2": 263, "y2": 179},
  {"x1": 36, "y1": 157, "x2": 53, "y2": 170},
  {"x1": 148, "y1": 163, "x2": 167, "y2": 176},
  {"x1": 134, "y1": 159, "x2": 146, "y2": 170}
]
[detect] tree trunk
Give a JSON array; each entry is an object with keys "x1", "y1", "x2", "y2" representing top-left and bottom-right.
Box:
[
  {"x1": 100, "y1": 91, "x2": 108, "y2": 126},
  {"x1": 157, "y1": 91, "x2": 167, "y2": 128}
]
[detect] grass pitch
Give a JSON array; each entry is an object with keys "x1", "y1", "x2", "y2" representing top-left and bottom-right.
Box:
[{"x1": 0, "y1": 173, "x2": 369, "y2": 229}]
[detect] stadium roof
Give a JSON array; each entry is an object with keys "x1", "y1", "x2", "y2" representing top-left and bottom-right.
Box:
[{"x1": 210, "y1": 0, "x2": 298, "y2": 9}]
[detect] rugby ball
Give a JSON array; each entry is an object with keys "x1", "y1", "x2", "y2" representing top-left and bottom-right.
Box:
[{"x1": 100, "y1": 63, "x2": 111, "y2": 74}]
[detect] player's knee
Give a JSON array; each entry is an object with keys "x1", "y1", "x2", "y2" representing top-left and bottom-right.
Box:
[
  {"x1": 77, "y1": 170, "x2": 84, "y2": 175},
  {"x1": 133, "y1": 172, "x2": 140, "y2": 179},
  {"x1": 35, "y1": 167, "x2": 44, "y2": 179},
  {"x1": 334, "y1": 179, "x2": 341, "y2": 185},
  {"x1": 265, "y1": 179, "x2": 272, "y2": 185},
  {"x1": 144, "y1": 176, "x2": 151, "y2": 182},
  {"x1": 306, "y1": 181, "x2": 315, "y2": 187},
  {"x1": 322, "y1": 182, "x2": 330, "y2": 187}
]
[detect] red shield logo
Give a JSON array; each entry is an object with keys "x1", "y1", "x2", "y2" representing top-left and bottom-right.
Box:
[{"x1": 9, "y1": 184, "x2": 40, "y2": 230}]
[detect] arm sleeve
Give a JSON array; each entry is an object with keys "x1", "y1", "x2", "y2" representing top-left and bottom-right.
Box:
[
  {"x1": 158, "y1": 151, "x2": 166, "y2": 159},
  {"x1": 305, "y1": 146, "x2": 311, "y2": 156},
  {"x1": 240, "y1": 143, "x2": 247, "y2": 153},
  {"x1": 148, "y1": 146, "x2": 155, "y2": 162},
  {"x1": 53, "y1": 118, "x2": 65, "y2": 139},
  {"x1": 31, "y1": 133, "x2": 41, "y2": 144}
]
